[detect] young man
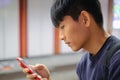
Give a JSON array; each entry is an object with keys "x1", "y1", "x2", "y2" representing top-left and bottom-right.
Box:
[{"x1": 22, "y1": 0, "x2": 120, "y2": 80}]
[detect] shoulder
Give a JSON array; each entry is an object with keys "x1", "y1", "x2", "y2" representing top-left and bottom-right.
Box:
[
  {"x1": 109, "y1": 37, "x2": 120, "y2": 69},
  {"x1": 107, "y1": 36, "x2": 120, "y2": 66},
  {"x1": 76, "y1": 52, "x2": 89, "y2": 71},
  {"x1": 76, "y1": 52, "x2": 89, "y2": 78},
  {"x1": 109, "y1": 49, "x2": 120, "y2": 79},
  {"x1": 77, "y1": 52, "x2": 89, "y2": 66},
  {"x1": 109, "y1": 36, "x2": 120, "y2": 64},
  {"x1": 110, "y1": 49, "x2": 120, "y2": 66}
]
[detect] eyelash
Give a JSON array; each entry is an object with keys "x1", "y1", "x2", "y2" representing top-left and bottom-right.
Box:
[{"x1": 60, "y1": 26, "x2": 64, "y2": 29}]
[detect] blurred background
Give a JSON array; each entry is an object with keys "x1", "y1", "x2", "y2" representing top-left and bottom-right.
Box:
[{"x1": 0, "y1": 0, "x2": 120, "y2": 80}]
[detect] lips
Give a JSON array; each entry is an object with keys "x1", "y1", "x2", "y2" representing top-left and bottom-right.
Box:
[{"x1": 65, "y1": 42, "x2": 71, "y2": 46}]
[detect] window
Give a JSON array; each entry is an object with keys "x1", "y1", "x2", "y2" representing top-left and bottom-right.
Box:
[{"x1": 113, "y1": 0, "x2": 120, "y2": 29}]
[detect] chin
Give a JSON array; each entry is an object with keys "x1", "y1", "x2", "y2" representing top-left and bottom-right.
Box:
[{"x1": 71, "y1": 47, "x2": 81, "y2": 52}]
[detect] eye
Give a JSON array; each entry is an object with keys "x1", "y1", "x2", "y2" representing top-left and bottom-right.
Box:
[{"x1": 60, "y1": 25, "x2": 64, "y2": 29}]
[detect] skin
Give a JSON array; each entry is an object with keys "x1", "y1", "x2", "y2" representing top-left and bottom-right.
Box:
[
  {"x1": 59, "y1": 11, "x2": 110, "y2": 55},
  {"x1": 22, "y1": 11, "x2": 110, "y2": 80},
  {"x1": 59, "y1": 11, "x2": 91, "y2": 52},
  {"x1": 22, "y1": 64, "x2": 51, "y2": 80}
]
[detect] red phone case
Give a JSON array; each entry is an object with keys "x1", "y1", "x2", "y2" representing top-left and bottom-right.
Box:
[{"x1": 16, "y1": 57, "x2": 41, "y2": 80}]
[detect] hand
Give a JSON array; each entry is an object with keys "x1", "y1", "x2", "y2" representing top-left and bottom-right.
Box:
[{"x1": 22, "y1": 64, "x2": 51, "y2": 80}]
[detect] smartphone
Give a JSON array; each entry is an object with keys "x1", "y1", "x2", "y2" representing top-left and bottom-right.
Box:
[{"x1": 16, "y1": 57, "x2": 42, "y2": 80}]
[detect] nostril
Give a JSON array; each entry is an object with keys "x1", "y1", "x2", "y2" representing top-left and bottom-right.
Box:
[{"x1": 59, "y1": 34, "x2": 64, "y2": 40}]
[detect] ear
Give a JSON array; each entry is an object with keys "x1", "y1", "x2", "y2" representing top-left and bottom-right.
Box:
[{"x1": 78, "y1": 11, "x2": 90, "y2": 27}]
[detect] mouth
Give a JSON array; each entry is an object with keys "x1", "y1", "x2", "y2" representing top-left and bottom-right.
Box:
[{"x1": 65, "y1": 42, "x2": 71, "y2": 46}]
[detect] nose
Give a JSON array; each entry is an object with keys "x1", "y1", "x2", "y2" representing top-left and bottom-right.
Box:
[{"x1": 59, "y1": 31, "x2": 65, "y2": 40}]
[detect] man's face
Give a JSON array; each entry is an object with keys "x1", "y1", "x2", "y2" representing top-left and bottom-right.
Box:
[{"x1": 58, "y1": 16, "x2": 90, "y2": 51}]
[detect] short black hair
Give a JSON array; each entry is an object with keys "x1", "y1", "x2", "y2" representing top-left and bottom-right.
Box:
[{"x1": 51, "y1": 0, "x2": 103, "y2": 27}]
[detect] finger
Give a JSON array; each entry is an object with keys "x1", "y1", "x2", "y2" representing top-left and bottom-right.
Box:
[
  {"x1": 30, "y1": 64, "x2": 46, "y2": 74},
  {"x1": 41, "y1": 78, "x2": 47, "y2": 80},
  {"x1": 32, "y1": 64, "x2": 45, "y2": 70},
  {"x1": 23, "y1": 68, "x2": 30, "y2": 75},
  {"x1": 30, "y1": 79, "x2": 36, "y2": 80},
  {"x1": 30, "y1": 64, "x2": 50, "y2": 79},
  {"x1": 34, "y1": 64, "x2": 49, "y2": 73},
  {"x1": 26, "y1": 73, "x2": 37, "y2": 79},
  {"x1": 23, "y1": 68, "x2": 29, "y2": 73}
]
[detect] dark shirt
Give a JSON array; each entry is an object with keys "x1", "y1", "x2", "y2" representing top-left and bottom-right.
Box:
[{"x1": 76, "y1": 36, "x2": 120, "y2": 80}]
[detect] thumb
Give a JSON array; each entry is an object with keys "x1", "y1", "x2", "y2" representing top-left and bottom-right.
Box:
[{"x1": 41, "y1": 78, "x2": 48, "y2": 80}]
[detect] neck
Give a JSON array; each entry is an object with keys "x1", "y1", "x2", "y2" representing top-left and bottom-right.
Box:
[{"x1": 83, "y1": 27, "x2": 110, "y2": 56}]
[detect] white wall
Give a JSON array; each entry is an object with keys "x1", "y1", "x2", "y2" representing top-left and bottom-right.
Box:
[
  {"x1": 0, "y1": 0, "x2": 19, "y2": 60},
  {"x1": 27, "y1": 0, "x2": 54, "y2": 57},
  {"x1": 60, "y1": 41, "x2": 73, "y2": 54},
  {"x1": 99, "y1": 0, "x2": 109, "y2": 31},
  {"x1": 0, "y1": 0, "x2": 110, "y2": 59},
  {"x1": 0, "y1": 9, "x2": 4, "y2": 59}
]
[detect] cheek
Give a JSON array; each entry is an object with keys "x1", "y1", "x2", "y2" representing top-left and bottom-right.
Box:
[
  {"x1": 77, "y1": 28, "x2": 90, "y2": 46},
  {"x1": 66, "y1": 27, "x2": 79, "y2": 41},
  {"x1": 71, "y1": 26, "x2": 90, "y2": 50},
  {"x1": 65, "y1": 27, "x2": 80, "y2": 50}
]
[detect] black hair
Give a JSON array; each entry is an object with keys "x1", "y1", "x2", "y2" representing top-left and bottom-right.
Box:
[{"x1": 51, "y1": 0, "x2": 103, "y2": 27}]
